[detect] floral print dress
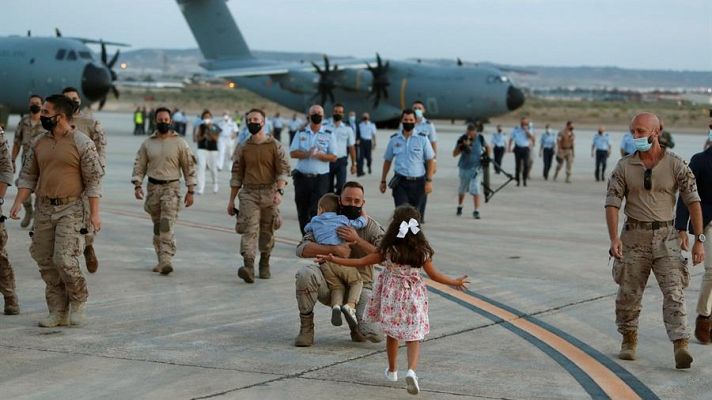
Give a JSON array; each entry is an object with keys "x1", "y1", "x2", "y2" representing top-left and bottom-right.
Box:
[{"x1": 364, "y1": 258, "x2": 429, "y2": 341}]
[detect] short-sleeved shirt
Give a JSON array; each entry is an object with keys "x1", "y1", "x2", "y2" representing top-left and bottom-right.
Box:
[
  {"x1": 297, "y1": 216, "x2": 385, "y2": 284},
  {"x1": 456, "y1": 134, "x2": 485, "y2": 170},
  {"x1": 304, "y1": 212, "x2": 367, "y2": 245},
  {"x1": 620, "y1": 132, "x2": 636, "y2": 156},
  {"x1": 288, "y1": 118, "x2": 303, "y2": 132},
  {"x1": 593, "y1": 133, "x2": 612, "y2": 151},
  {"x1": 605, "y1": 151, "x2": 700, "y2": 222},
  {"x1": 290, "y1": 125, "x2": 337, "y2": 175},
  {"x1": 197, "y1": 124, "x2": 220, "y2": 151},
  {"x1": 415, "y1": 118, "x2": 438, "y2": 143},
  {"x1": 491, "y1": 131, "x2": 506, "y2": 147},
  {"x1": 358, "y1": 121, "x2": 377, "y2": 140},
  {"x1": 330, "y1": 122, "x2": 355, "y2": 158},
  {"x1": 540, "y1": 131, "x2": 556, "y2": 149},
  {"x1": 510, "y1": 126, "x2": 531, "y2": 147},
  {"x1": 384, "y1": 131, "x2": 434, "y2": 177}
]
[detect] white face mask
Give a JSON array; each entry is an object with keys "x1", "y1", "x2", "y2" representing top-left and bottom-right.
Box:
[
  {"x1": 414, "y1": 109, "x2": 424, "y2": 119},
  {"x1": 204, "y1": 118, "x2": 212, "y2": 124},
  {"x1": 223, "y1": 115, "x2": 229, "y2": 121}
]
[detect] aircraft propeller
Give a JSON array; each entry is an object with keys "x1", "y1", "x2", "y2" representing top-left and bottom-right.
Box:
[
  {"x1": 311, "y1": 55, "x2": 338, "y2": 106},
  {"x1": 98, "y1": 40, "x2": 121, "y2": 110},
  {"x1": 367, "y1": 53, "x2": 390, "y2": 108}
]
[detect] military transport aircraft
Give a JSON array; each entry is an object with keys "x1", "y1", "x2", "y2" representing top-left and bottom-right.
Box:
[
  {"x1": 177, "y1": 0, "x2": 525, "y2": 124},
  {"x1": 0, "y1": 29, "x2": 125, "y2": 124}
]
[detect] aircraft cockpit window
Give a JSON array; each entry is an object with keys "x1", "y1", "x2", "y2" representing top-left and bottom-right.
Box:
[
  {"x1": 67, "y1": 50, "x2": 77, "y2": 60},
  {"x1": 55, "y1": 49, "x2": 66, "y2": 60},
  {"x1": 78, "y1": 51, "x2": 92, "y2": 60},
  {"x1": 487, "y1": 75, "x2": 510, "y2": 84}
]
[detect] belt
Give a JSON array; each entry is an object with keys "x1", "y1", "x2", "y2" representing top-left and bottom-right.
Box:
[
  {"x1": 396, "y1": 174, "x2": 425, "y2": 181},
  {"x1": 148, "y1": 177, "x2": 179, "y2": 185},
  {"x1": 625, "y1": 218, "x2": 673, "y2": 230},
  {"x1": 293, "y1": 171, "x2": 326, "y2": 178},
  {"x1": 40, "y1": 196, "x2": 80, "y2": 206},
  {"x1": 561, "y1": 147, "x2": 573, "y2": 150}
]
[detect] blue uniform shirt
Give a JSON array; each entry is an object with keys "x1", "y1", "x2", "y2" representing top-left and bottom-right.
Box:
[
  {"x1": 491, "y1": 131, "x2": 506, "y2": 147},
  {"x1": 384, "y1": 131, "x2": 435, "y2": 177},
  {"x1": 304, "y1": 212, "x2": 367, "y2": 245},
  {"x1": 330, "y1": 122, "x2": 355, "y2": 158},
  {"x1": 290, "y1": 125, "x2": 337, "y2": 175},
  {"x1": 620, "y1": 132, "x2": 636, "y2": 155},
  {"x1": 540, "y1": 131, "x2": 556, "y2": 149},
  {"x1": 415, "y1": 118, "x2": 438, "y2": 143},
  {"x1": 358, "y1": 121, "x2": 377, "y2": 140},
  {"x1": 593, "y1": 132, "x2": 612, "y2": 151},
  {"x1": 510, "y1": 126, "x2": 531, "y2": 147}
]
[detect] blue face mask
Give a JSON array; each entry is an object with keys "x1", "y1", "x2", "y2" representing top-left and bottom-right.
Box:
[
  {"x1": 634, "y1": 136, "x2": 653, "y2": 152},
  {"x1": 414, "y1": 109, "x2": 424, "y2": 119}
]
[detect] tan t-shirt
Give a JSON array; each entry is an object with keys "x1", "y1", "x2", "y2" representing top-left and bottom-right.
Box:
[
  {"x1": 230, "y1": 135, "x2": 290, "y2": 188},
  {"x1": 605, "y1": 151, "x2": 700, "y2": 221},
  {"x1": 18, "y1": 130, "x2": 103, "y2": 198},
  {"x1": 558, "y1": 129, "x2": 575, "y2": 149},
  {"x1": 131, "y1": 131, "x2": 197, "y2": 187}
]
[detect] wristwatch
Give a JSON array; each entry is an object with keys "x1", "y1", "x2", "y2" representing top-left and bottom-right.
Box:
[
  {"x1": 0, "y1": 198, "x2": 4, "y2": 206},
  {"x1": 425, "y1": 177, "x2": 433, "y2": 182},
  {"x1": 276, "y1": 188, "x2": 285, "y2": 196},
  {"x1": 696, "y1": 234, "x2": 706, "y2": 243}
]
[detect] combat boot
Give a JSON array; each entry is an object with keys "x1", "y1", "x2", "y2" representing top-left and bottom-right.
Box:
[
  {"x1": 618, "y1": 331, "x2": 637, "y2": 360},
  {"x1": 238, "y1": 258, "x2": 255, "y2": 283},
  {"x1": 3, "y1": 295, "x2": 19, "y2": 315},
  {"x1": 695, "y1": 315, "x2": 712, "y2": 344},
  {"x1": 69, "y1": 302, "x2": 86, "y2": 326},
  {"x1": 565, "y1": 174, "x2": 572, "y2": 183},
  {"x1": 84, "y1": 245, "x2": 99, "y2": 273},
  {"x1": 294, "y1": 312, "x2": 314, "y2": 347},
  {"x1": 258, "y1": 253, "x2": 271, "y2": 279},
  {"x1": 39, "y1": 312, "x2": 69, "y2": 328},
  {"x1": 674, "y1": 339, "x2": 693, "y2": 369},
  {"x1": 20, "y1": 207, "x2": 32, "y2": 228}
]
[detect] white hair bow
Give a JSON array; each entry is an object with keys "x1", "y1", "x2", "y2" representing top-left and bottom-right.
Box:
[{"x1": 397, "y1": 218, "x2": 420, "y2": 238}]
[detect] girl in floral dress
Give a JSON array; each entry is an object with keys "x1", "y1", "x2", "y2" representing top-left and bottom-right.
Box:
[{"x1": 317, "y1": 205, "x2": 469, "y2": 395}]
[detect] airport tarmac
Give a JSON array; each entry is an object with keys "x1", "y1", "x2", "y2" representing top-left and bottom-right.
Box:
[{"x1": 1, "y1": 112, "x2": 711, "y2": 400}]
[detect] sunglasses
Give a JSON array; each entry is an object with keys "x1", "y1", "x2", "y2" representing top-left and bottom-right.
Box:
[{"x1": 644, "y1": 169, "x2": 652, "y2": 190}]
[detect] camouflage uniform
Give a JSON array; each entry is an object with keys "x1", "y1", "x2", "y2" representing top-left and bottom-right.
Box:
[
  {"x1": 13, "y1": 115, "x2": 46, "y2": 224},
  {"x1": 606, "y1": 151, "x2": 700, "y2": 341},
  {"x1": 554, "y1": 129, "x2": 574, "y2": 182},
  {"x1": 132, "y1": 130, "x2": 197, "y2": 271},
  {"x1": 231, "y1": 135, "x2": 290, "y2": 279},
  {"x1": 73, "y1": 114, "x2": 107, "y2": 268},
  {"x1": 17, "y1": 129, "x2": 103, "y2": 321},
  {"x1": 295, "y1": 217, "x2": 385, "y2": 342},
  {"x1": 0, "y1": 129, "x2": 18, "y2": 313}
]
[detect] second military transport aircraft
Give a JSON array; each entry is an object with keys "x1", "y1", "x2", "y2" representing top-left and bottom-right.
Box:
[{"x1": 177, "y1": 0, "x2": 525, "y2": 124}]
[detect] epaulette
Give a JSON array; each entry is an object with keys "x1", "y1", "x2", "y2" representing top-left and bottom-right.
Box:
[
  {"x1": 390, "y1": 133, "x2": 399, "y2": 138},
  {"x1": 323, "y1": 129, "x2": 332, "y2": 134},
  {"x1": 418, "y1": 131, "x2": 428, "y2": 137},
  {"x1": 425, "y1": 120, "x2": 431, "y2": 125}
]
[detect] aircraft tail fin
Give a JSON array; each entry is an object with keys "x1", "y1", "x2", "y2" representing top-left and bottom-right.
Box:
[{"x1": 177, "y1": 0, "x2": 252, "y2": 61}]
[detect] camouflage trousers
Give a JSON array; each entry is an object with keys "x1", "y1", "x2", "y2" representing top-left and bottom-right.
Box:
[
  {"x1": 555, "y1": 149, "x2": 574, "y2": 179},
  {"x1": 296, "y1": 263, "x2": 383, "y2": 341},
  {"x1": 612, "y1": 224, "x2": 690, "y2": 341},
  {"x1": 235, "y1": 187, "x2": 281, "y2": 261},
  {"x1": 0, "y1": 223, "x2": 16, "y2": 300},
  {"x1": 30, "y1": 199, "x2": 88, "y2": 313},
  {"x1": 144, "y1": 182, "x2": 181, "y2": 266}
]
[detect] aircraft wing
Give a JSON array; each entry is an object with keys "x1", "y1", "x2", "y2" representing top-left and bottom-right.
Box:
[{"x1": 206, "y1": 60, "x2": 371, "y2": 78}]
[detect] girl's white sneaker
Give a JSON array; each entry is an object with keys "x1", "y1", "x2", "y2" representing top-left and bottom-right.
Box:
[
  {"x1": 384, "y1": 368, "x2": 398, "y2": 382},
  {"x1": 405, "y1": 369, "x2": 420, "y2": 395}
]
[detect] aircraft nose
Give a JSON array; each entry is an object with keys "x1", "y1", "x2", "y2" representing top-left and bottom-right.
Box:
[
  {"x1": 81, "y1": 63, "x2": 112, "y2": 102},
  {"x1": 506, "y1": 85, "x2": 525, "y2": 111}
]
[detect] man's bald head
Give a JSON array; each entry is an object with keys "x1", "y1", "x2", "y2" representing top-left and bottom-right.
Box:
[
  {"x1": 630, "y1": 112, "x2": 661, "y2": 140},
  {"x1": 308, "y1": 105, "x2": 324, "y2": 116}
]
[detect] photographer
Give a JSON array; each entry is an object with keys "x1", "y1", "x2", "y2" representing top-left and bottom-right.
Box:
[{"x1": 453, "y1": 123, "x2": 490, "y2": 218}]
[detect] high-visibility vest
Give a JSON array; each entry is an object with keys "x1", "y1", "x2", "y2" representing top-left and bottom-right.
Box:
[{"x1": 134, "y1": 112, "x2": 144, "y2": 124}]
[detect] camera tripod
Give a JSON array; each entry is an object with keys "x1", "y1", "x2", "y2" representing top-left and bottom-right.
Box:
[{"x1": 480, "y1": 154, "x2": 515, "y2": 203}]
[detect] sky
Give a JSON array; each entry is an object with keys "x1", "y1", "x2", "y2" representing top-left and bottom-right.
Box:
[{"x1": 2, "y1": 0, "x2": 711, "y2": 71}]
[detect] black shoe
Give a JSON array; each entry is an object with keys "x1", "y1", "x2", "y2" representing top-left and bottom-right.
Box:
[
  {"x1": 523, "y1": 181, "x2": 527, "y2": 187},
  {"x1": 473, "y1": 210, "x2": 480, "y2": 219},
  {"x1": 456, "y1": 206, "x2": 463, "y2": 216}
]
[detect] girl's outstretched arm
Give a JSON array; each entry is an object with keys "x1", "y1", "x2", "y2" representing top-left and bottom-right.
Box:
[
  {"x1": 423, "y1": 260, "x2": 470, "y2": 291},
  {"x1": 316, "y1": 252, "x2": 384, "y2": 267}
]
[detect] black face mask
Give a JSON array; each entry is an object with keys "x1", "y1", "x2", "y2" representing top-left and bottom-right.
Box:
[
  {"x1": 40, "y1": 115, "x2": 58, "y2": 131},
  {"x1": 29, "y1": 104, "x2": 41, "y2": 114},
  {"x1": 310, "y1": 114, "x2": 323, "y2": 124},
  {"x1": 156, "y1": 122, "x2": 172, "y2": 133},
  {"x1": 332, "y1": 114, "x2": 343, "y2": 122},
  {"x1": 72, "y1": 100, "x2": 81, "y2": 114},
  {"x1": 340, "y1": 204, "x2": 362, "y2": 220},
  {"x1": 247, "y1": 122, "x2": 262, "y2": 135},
  {"x1": 402, "y1": 122, "x2": 415, "y2": 132}
]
